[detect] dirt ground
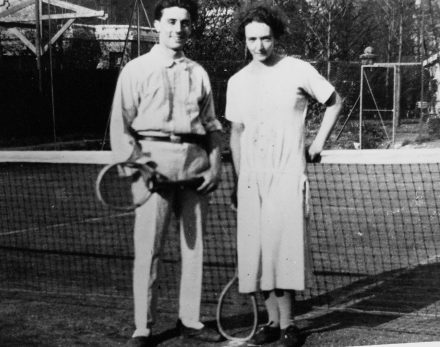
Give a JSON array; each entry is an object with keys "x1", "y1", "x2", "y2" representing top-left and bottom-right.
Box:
[{"x1": 2, "y1": 290, "x2": 440, "y2": 347}]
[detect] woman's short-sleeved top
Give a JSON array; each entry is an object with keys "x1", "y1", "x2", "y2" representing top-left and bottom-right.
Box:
[{"x1": 225, "y1": 57, "x2": 335, "y2": 125}]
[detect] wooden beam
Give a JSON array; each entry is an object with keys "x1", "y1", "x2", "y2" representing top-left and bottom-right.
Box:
[
  {"x1": 0, "y1": 0, "x2": 106, "y2": 22},
  {"x1": 43, "y1": 17, "x2": 74, "y2": 53},
  {"x1": 35, "y1": 0, "x2": 42, "y2": 93},
  {"x1": 1, "y1": 10, "x2": 105, "y2": 22},
  {"x1": 41, "y1": 11, "x2": 105, "y2": 20},
  {"x1": 7, "y1": 27, "x2": 36, "y2": 54},
  {"x1": 0, "y1": 0, "x2": 33, "y2": 19},
  {"x1": 363, "y1": 62, "x2": 422, "y2": 68},
  {"x1": 41, "y1": 0, "x2": 105, "y2": 17}
]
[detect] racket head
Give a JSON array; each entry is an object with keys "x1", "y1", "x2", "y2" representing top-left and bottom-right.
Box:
[
  {"x1": 216, "y1": 272, "x2": 258, "y2": 342},
  {"x1": 96, "y1": 161, "x2": 153, "y2": 211}
]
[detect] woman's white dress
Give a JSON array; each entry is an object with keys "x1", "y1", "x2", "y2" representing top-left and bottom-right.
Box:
[{"x1": 225, "y1": 57, "x2": 334, "y2": 293}]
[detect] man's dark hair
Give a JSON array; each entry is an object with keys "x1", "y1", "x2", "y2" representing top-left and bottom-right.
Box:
[
  {"x1": 154, "y1": 0, "x2": 199, "y2": 23},
  {"x1": 235, "y1": 5, "x2": 286, "y2": 41}
]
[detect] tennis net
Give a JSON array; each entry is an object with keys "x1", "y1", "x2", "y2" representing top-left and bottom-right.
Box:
[{"x1": 1, "y1": 149, "x2": 440, "y2": 318}]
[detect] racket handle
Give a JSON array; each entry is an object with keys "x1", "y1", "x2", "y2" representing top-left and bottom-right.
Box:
[
  {"x1": 149, "y1": 177, "x2": 204, "y2": 192},
  {"x1": 175, "y1": 177, "x2": 205, "y2": 188}
]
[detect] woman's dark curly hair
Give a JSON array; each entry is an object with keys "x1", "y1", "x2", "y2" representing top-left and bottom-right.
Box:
[
  {"x1": 235, "y1": 5, "x2": 286, "y2": 41},
  {"x1": 154, "y1": 0, "x2": 199, "y2": 23}
]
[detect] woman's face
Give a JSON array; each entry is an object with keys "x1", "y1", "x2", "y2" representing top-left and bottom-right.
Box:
[{"x1": 244, "y1": 21, "x2": 275, "y2": 63}]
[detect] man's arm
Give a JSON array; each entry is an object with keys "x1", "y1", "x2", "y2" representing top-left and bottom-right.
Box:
[
  {"x1": 308, "y1": 91, "x2": 342, "y2": 160},
  {"x1": 229, "y1": 122, "x2": 244, "y2": 209},
  {"x1": 110, "y1": 69, "x2": 140, "y2": 162}
]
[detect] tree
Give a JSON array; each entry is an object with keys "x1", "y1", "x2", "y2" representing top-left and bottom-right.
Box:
[{"x1": 187, "y1": 0, "x2": 242, "y2": 61}]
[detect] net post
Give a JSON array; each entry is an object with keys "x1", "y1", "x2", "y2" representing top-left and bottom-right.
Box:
[{"x1": 359, "y1": 65, "x2": 364, "y2": 149}]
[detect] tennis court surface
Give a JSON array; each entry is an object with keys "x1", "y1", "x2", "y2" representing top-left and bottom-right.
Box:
[{"x1": 1, "y1": 148, "x2": 440, "y2": 345}]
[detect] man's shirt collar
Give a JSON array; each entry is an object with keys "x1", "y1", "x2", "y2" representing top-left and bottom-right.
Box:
[{"x1": 151, "y1": 44, "x2": 187, "y2": 68}]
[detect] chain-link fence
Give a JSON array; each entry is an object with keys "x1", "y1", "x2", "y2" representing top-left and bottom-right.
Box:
[{"x1": 0, "y1": 53, "x2": 433, "y2": 149}]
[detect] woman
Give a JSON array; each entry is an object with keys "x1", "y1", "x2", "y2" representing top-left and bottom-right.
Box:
[{"x1": 225, "y1": 5, "x2": 342, "y2": 347}]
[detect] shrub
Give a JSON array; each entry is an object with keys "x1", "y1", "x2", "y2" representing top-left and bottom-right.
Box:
[{"x1": 427, "y1": 115, "x2": 440, "y2": 138}]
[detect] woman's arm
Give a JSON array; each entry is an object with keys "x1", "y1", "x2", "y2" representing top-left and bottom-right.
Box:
[
  {"x1": 230, "y1": 122, "x2": 244, "y2": 177},
  {"x1": 308, "y1": 91, "x2": 343, "y2": 160},
  {"x1": 197, "y1": 130, "x2": 223, "y2": 194}
]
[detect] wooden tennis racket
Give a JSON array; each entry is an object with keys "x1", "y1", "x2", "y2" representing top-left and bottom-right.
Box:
[
  {"x1": 95, "y1": 160, "x2": 204, "y2": 211},
  {"x1": 216, "y1": 269, "x2": 259, "y2": 344}
]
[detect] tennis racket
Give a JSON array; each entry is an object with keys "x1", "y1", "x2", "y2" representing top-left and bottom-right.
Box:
[
  {"x1": 95, "y1": 160, "x2": 204, "y2": 211},
  {"x1": 216, "y1": 269, "x2": 259, "y2": 344}
]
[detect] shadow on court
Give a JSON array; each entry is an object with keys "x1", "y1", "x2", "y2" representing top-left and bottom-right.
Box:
[
  {"x1": 302, "y1": 261, "x2": 440, "y2": 318},
  {"x1": 1, "y1": 294, "x2": 440, "y2": 347}
]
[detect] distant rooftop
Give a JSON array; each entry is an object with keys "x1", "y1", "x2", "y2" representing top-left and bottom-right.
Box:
[
  {"x1": 0, "y1": 0, "x2": 106, "y2": 26},
  {"x1": 64, "y1": 23, "x2": 158, "y2": 42}
]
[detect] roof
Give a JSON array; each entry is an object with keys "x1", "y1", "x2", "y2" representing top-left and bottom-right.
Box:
[
  {"x1": 0, "y1": 0, "x2": 106, "y2": 27},
  {"x1": 65, "y1": 24, "x2": 158, "y2": 42}
]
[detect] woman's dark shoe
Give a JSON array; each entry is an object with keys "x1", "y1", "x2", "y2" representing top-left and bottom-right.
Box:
[
  {"x1": 248, "y1": 324, "x2": 281, "y2": 345},
  {"x1": 278, "y1": 325, "x2": 301, "y2": 347}
]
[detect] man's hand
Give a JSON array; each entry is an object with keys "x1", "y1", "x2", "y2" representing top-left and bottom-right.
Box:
[{"x1": 197, "y1": 168, "x2": 221, "y2": 194}]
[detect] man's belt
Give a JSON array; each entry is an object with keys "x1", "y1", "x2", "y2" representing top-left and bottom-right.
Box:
[{"x1": 136, "y1": 133, "x2": 207, "y2": 146}]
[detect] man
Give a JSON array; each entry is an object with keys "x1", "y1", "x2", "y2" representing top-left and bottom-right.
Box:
[{"x1": 110, "y1": 0, "x2": 223, "y2": 346}]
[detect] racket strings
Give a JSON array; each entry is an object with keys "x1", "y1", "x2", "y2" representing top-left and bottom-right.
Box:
[
  {"x1": 96, "y1": 163, "x2": 152, "y2": 210},
  {"x1": 96, "y1": 162, "x2": 204, "y2": 210},
  {"x1": 217, "y1": 275, "x2": 258, "y2": 342}
]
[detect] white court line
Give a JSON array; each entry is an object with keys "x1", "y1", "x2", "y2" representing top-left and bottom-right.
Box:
[{"x1": 0, "y1": 212, "x2": 133, "y2": 237}]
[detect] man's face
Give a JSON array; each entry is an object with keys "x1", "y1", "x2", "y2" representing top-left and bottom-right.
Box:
[
  {"x1": 154, "y1": 7, "x2": 192, "y2": 52},
  {"x1": 245, "y1": 21, "x2": 275, "y2": 63}
]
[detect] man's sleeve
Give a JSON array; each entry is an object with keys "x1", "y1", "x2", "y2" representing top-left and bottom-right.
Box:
[
  {"x1": 199, "y1": 70, "x2": 223, "y2": 133},
  {"x1": 110, "y1": 67, "x2": 141, "y2": 162}
]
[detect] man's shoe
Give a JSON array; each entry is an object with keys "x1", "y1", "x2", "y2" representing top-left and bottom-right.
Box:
[
  {"x1": 248, "y1": 324, "x2": 281, "y2": 345},
  {"x1": 176, "y1": 319, "x2": 223, "y2": 342},
  {"x1": 277, "y1": 325, "x2": 301, "y2": 347},
  {"x1": 127, "y1": 335, "x2": 153, "y2": 347}
]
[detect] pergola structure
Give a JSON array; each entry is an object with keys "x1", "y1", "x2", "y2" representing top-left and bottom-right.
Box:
[
  {"x1": 0, "y1": 0, "x2": 107, "y2": 143},
  {"x1": 0, "y1": 0, "x2": 106, "y2": 54},
  {"x1": 0, "y1": 0, "x2": 106, "y2": 89}
]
